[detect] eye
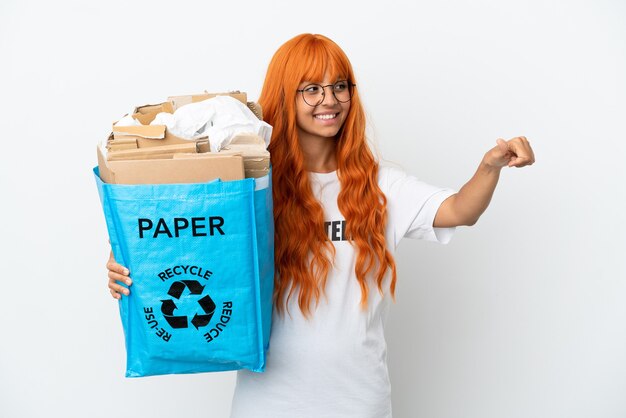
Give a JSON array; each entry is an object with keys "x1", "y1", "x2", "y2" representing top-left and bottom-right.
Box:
[
  {"x1": 303, "y1": 84, "x2": 321, "y2": 94},
  {"x1": 334, "y1": 81, "x2": 348, "y2": 92}
]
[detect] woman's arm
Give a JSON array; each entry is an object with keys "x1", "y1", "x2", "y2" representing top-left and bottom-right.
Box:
[{"x1": 434, "y1": 136, "x2": 535, "y2": 228}]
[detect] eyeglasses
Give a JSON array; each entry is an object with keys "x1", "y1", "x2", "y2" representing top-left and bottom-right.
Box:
[{"x1": 296, "y1": 80, "x2": 356, "y2": 107}]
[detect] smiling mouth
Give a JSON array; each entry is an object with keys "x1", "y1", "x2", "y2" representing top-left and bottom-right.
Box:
[{"x1": 314, "y1": 113, "x2": 339, "y2": 120}]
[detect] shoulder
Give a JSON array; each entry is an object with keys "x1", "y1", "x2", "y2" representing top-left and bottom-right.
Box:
[
  {"x1": 376, "y1": 165, "x2": 408, "y2": 191},
  {"x1": 376, "y1": 165, "x2": 422, "y2": 197}
]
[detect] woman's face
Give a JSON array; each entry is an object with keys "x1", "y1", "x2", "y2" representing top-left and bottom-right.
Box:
[{"x1": 295, "y1": 76, "x2": 351, "y2": 143}]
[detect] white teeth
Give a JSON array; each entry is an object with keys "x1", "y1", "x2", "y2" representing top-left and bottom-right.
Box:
[{"x1": 315, "y1": 113, "x2": 337, "y2": 120}]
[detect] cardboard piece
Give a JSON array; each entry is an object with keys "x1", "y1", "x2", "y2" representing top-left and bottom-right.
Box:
[
  {"x1": 168, "y1": 91, "x2": 247, "y2": 111},
  {"x1": 133, "y1": 102, "x2": 174, "y2": 125},
  {"x1": 97, "y1": 146, "x2": 244, "y2": 185},
  {"x1": 246, "y1": 102, "x2": 263, "y2": 120},
  {"x1": 109, "y1": 140, "x2": 138, "y2": 151},
  {"x1": 113, "y1": 124, "x2": 166, "y2": 140},
  {"x1": 107, "y1": 143, "x2": 198, "y2": 161},
  {"x1": 221, "y1": 134, "x2": 270, "y2": 178}
]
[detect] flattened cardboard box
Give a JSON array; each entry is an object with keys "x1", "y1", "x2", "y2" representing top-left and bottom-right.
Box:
[{"x1": 97, "y1": 146, "x2": 244, "y2": 185}]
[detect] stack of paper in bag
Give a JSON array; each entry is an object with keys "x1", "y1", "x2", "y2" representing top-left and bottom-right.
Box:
[{"x1": 97, "y1": 91, "x2": 271, "y2": 185}]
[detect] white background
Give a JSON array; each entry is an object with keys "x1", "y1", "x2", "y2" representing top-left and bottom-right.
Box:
[{"x1": 1, "y1": 0, "x2": 625, "y2": 417}]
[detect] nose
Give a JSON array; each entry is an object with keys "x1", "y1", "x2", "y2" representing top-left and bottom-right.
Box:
[{"x1": 320, "y1": 85, "x2": 339, "y2": 106}]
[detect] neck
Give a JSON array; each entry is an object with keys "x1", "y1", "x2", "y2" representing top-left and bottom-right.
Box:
[{"x1": 298, "y1": 132, "x2": 338, "y2": 173}]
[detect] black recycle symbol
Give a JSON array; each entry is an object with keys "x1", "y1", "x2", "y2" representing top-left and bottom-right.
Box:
[{"x1": 161, "y1": 280, "x2": 216, "y2": 330}]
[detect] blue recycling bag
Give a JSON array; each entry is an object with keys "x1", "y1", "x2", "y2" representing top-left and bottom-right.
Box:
[{"x1": 94, "y1": 168, "x2": 274, "y2": 377}]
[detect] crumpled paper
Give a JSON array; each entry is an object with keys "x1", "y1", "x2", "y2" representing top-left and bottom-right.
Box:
[{"x1": 151, "y1": 95, "x2": 272, "y2": 152}]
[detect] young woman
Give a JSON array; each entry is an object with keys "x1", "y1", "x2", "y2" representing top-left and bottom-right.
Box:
[{"x1": 107, "y1": 34, "x2": 534, "y2": 418}]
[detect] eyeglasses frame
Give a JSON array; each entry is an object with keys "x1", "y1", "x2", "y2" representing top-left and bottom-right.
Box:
[{"x1": 296, "y1": 80, "x2": 356, "y2": 107}]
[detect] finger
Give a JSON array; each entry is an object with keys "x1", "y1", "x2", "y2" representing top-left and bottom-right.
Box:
[
  {"x1": 109, "y1": 289, "x2": 122, "y2": 300},
  {"x1": 108, "y1": 270, "x2": 132, "y2": 286},
  {"x1": 109, "y1": 281, "x2": 130, "y2": 296},
  {"x1": 106, "y1": 260, "x2": 130, "y2": 276},
  {"x1": 496, "y1": 138, "x2": 509, "y2": 153},
  {"x1": 508, "y1": 155, "x2": 533, "y2": 168},
  {"x1": 505, "y1": 139, "x2": 523, "y2": 154},
  {"x1": 107, "y1": 250, "x2": 130, "y2": 274},
  {"x1": 511, "y1": 136, "x2": 532, "y2": 151}
]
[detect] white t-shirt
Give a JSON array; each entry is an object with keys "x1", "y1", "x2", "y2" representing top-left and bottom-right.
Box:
[{"x1": 230, "y1": 166, "x2": 456, "y2": 418}]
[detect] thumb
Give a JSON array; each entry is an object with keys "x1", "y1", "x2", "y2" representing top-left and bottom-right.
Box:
[{"x1": 496, "y1": 138, "x2": 509, "y2": 153}]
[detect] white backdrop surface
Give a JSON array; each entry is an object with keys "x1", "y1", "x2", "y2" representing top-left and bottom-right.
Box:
[{"x1": 1, "y1": 1, "x2": 625, "y2": 417}]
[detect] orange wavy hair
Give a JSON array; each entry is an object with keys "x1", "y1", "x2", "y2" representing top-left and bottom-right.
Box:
[{"x1": 259, "y1": 34, "x2": 396, "y2": 317}]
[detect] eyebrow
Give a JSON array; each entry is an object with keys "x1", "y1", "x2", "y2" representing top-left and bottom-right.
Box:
[{"x1": 300, "y1": 79, "x2": 347, "y2": 86}]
